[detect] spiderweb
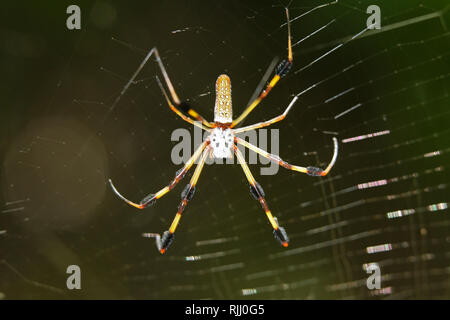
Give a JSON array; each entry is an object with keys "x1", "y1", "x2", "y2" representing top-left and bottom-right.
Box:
[{"x1": 1, "y1": 0, "x2": 449, "y2": 299}]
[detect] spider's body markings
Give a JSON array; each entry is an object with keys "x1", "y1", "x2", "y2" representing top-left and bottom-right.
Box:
[
  {"x1": 209, "y1": 74, "x2": 235, "y2": 159},
  {"x1": 214, "y1": 74, "x2": 233, "y2": 124},
  {"x1": 109, "y1": 9, "x2": 339, "y2": 254},
  {"x1": 210, "y1": 127, "x2": 234, "y2": 159}
]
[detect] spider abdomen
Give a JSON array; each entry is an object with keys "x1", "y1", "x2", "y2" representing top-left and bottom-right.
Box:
[
  {"x1": 209, "y1": 127, "x2": 234, "y2": 159},
  {"x1": 214, "y1": 74, "x2": 232, "y2": 123}
]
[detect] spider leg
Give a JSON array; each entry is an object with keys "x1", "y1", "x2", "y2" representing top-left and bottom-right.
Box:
[
  {"x1": 235, "y1": 137, "x2": 338, "y2": 176},
  {"x1": 231, "y1": 8, "x2": 293, "y2": 128},
  {"x1": 110, "y1": 46, "x2": 212, "y2": 128},
  {"x1": 150, "y1": 48, "x2": 213, "y2": 128},
  {"x1": 108, "y1": 139, "x2": 210, "y2": 209},
  {"x1": 234, "y1": 145, "x2": 289, "y2": 247},
  {"x1": 146, "y1": 146, "x2": 210, "y2": 254},
  {"x1": 155, "y1": 76, "x2": 211, "y2": 131},
  {"x1": 232, "y1": 95, "x2": 299, "y2": 134}
]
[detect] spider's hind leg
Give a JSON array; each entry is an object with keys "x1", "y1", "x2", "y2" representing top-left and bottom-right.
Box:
[
  {"x1": 272, "y1": 217, "x2": 289, "y2": 247},
  {"x1": 236, "y1": 146, "x2": 289, "y2": 248},
  {"x1": 145, "y1": 148, "x2": 209, "y2": 254}
]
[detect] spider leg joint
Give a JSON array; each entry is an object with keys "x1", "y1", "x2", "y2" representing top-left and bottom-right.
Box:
[
  {"x1": 249, "y1": 182, "x2": 265, "y2": 200},
  {"x1": 140, "y1": 193, "x2": 156, "y2": 207},
  {"x1": 271, "y1": 154, "x2": 282, "y2": 162},
  {"x1": 273, "y1": 225, "x2": 289, "y2": 247},
  {"x1": 178, "y1": 101, "x2": 191, "y2": 113},
  {"x1": 158, "y1": 231, "x2": 175, "y2": 254},
  {"x1": 181, "y1": 184, "x2": 196, "y2": 200},
  {"x1": 306, "y1": 166, "x2": 324, "y2": 176},
  {"x1": 275, "y1": 59, "x2": 293, "y2": 78},
  {"x1": 175, "y1": 168, "x2": 187, "y2": 179}
]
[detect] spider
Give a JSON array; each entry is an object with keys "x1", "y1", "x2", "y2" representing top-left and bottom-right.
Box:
[{"x1": 109, "y1": 8, "x2": 338, "y2": 254}]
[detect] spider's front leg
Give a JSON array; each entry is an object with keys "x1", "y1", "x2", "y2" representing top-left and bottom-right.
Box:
[
  {"x1": 146, "y1": 146, "x2": 210, "y2": 254},
  {"x1": 234, "y1": 146, "x2": 289, "y2": 247},
  {"x1": 231, "y1": 8, "x2": 293, "y2": 128},
  {"x1": 108, "y1": 43, "x2": 213, "y2": 130}
]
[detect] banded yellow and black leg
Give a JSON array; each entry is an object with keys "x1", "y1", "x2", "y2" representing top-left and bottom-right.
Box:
[
  {"x1": 149, "y1": 48, "x2": 213, "y2": 129},
  {"x1": 109, "y1": 46, "x2": 212, "y2": 129},
  {"x1": 153, "y1": 146, "x2": 210, "y2": 254},
  {"x1": 156, "y1": 77, "x2": 213, "y2": 131},
  {"x1": 109, "y1": 140, "x2": 210, "y2": 209},
  {"x1": 234, "y1": 146, "x2": 289, "y2": 247},
  {"x1": 235, "y1": 137, "x2": 338, "y2": 177},
  {"x1": 231, "y1": 8, "x2": 293, "y2": 128},
  {"x1": 232, "y1": 95, "x2": 299, "y2": 134}
]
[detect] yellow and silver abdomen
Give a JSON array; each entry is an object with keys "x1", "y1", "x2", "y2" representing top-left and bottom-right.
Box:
[{"x1": 214, "y1": 74, "x2": 232, "y2": 123}]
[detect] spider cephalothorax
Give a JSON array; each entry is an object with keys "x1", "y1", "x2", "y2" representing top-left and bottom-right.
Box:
[
  {"x1": 109, "y1": 8, "x2": 338, "y2": 254},
  {"x1": 210, "y1": 127, "x2": 234, "y2": 159}
]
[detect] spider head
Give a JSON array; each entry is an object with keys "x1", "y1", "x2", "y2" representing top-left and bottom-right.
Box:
[{"x1": 214, "y1": 74, "x2": 233, "y2": 124}]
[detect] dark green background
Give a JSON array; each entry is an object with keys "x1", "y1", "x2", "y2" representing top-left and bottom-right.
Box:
[{"x1": 1, "y1": 0, "x2": 449, "y2": 299}]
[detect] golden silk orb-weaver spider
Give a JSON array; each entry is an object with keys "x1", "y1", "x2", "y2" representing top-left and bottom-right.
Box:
[{"x1": 108, "y1": 8, "x2": 338, "y2": 254}]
